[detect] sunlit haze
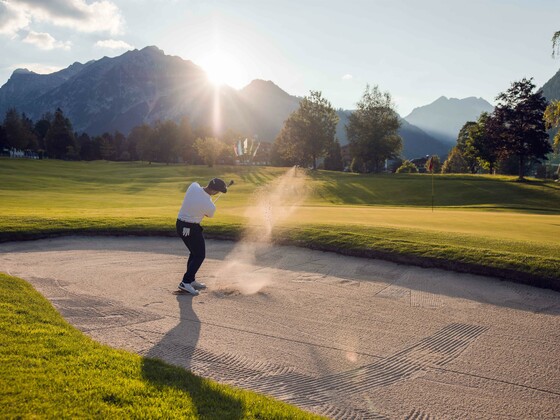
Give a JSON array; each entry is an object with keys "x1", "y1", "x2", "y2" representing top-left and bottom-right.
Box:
[
  {"x1": 198, "y1": 50, "x2": 249, "y2": 87},
  {"x1": 1, "y1": 0, "x2": 559, "y2": 115}
]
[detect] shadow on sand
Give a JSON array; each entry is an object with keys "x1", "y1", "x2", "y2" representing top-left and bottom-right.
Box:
[{"x1": 140, "y1": 295, "x2": 243, "y2": 419}]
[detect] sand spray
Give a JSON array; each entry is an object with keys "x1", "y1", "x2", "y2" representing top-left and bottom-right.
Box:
[{"x1": 213, "y1": 166, "x2": 310, "y2": 294}]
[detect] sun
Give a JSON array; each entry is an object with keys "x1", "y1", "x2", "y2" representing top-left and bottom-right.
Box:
[{"x1": 199, "y1": 51, "x2": 248, "y2": 88}]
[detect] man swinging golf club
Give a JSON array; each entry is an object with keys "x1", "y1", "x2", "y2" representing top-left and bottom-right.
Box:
[{"x1": 176, "y1": 177, "x2": 230, "y2": 295}]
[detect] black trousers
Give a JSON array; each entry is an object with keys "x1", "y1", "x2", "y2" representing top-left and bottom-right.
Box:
[{"x1": 176, "y1": 219, "x2": 205, "y2": 283}]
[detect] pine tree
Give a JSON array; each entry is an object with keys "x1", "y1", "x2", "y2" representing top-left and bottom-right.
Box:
[{"x1": 45, "y1": 108, "x2": 76, "y2": 159}]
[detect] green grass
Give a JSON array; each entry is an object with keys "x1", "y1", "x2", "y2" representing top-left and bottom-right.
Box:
[
  {"x1": 0, "y1": 273, "x2": 323, "y2": 419},
  {"x1": 1, "y1": 158, "x2": 559, "y2": 286}
]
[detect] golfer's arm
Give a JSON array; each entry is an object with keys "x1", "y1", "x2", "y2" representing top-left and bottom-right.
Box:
[{"x1": 205, "y1": 203, "x2": 216, "y2": 218}]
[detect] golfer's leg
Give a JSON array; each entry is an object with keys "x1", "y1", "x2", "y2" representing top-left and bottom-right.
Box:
[
  {"x1": 182, "y1": 240, "x2": 196, "y2": 283},
  {"x1": 185, "y1": 229, "x2": 206, "y2": 282},
  {"x1": 177, "y1": 220, "x2": 195, "y2": 283}
]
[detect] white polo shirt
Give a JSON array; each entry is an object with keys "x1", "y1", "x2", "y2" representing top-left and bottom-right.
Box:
[{"x1": 177, "y1": 182, "x2": 216, "y2": 224}]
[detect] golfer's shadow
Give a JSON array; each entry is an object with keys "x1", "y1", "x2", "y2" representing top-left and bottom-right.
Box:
[{"x1": 141, "y1": 295, "x2": 243, "y2": 418}]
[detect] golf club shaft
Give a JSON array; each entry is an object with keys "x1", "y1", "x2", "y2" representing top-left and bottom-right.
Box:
[{"x1": 213, "y1": 180, "x2": 234, "y2": 203}]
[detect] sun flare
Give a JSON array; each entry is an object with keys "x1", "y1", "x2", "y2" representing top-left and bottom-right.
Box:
[{"x1": 199, "y1": 51, "x2": 248, "y2": 88}]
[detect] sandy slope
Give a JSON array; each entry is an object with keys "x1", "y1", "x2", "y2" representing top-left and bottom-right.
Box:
[{"x1": 1, "y1": 236, "x2": 559, "y2": 419}]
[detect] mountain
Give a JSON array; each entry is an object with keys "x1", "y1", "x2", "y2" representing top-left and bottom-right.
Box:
[
  {"x1": 541, "y1": 68, "x2": 560, "y2": 101},
  {"x1": 0, "y1": 45, "x2": 448, "y2": 157},
  {"x1": 404, "y1": 96, "x2": 494, "y2": 145},
  {"x1": 397, "y1": 118, "x2": 451, "y2": 158},
  {"x1": 335, "y1": 110, "x2": 449, "y2": 159},
  {"x1": 0, "y1": 62, "x2": 86, "y2": 113},
  {"x1": 237, "y1": 79, "x2": 301, "y2": 140},
  {"x1": 0, "y1": 46, "x2": 215, "y2": 134}
]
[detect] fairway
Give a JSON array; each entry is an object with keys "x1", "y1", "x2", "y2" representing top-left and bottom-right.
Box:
[{"x1": 1, "y1": 159, "x2": 559, "y2": 285}]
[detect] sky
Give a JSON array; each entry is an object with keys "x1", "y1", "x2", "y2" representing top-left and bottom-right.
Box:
[{"x1": 0, "y1": 0, "x2": 559, "y2": 116}]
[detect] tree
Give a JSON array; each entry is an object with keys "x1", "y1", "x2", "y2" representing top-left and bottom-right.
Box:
[
  {"x1": 113, "y1": 130, "x2": 128, "y2": 160},
  {"x1": 153, "y1": 120, "x2": 180, "y2": 164},
  {"x1": 44, "y1": 108, "x2": 76, "y2": 159},
  {"x1": 194, "y1": 137, "x2": 224, "y2": 167},
  {"x1": 0, "y1": 124, "x2": 6, "y2": 149},
  {"x1": 34, "y1": 113, "x2": 52, "y2": 152},
  {"x1": 493, "y1": 78, "x2": 552, "y2": 180},
  {"x1": 269, "y1": 140, "x2": 291, "y2": 167},
  {"x1": 396, "y1": 160, "x2": 418, "y2": 173},
  {"x1": 3, "y1": 108, "x2": 36, "y2": 150},
  {"x1": 324, "y1": 139, "x2": 344, "y2": 171},
  {"x1": 456, "y1": 121, "x2": 480, "y2": 173},
  {"x1": 346, "y1": 85, "x2": 402, "y2": 173},
  {"x1": 275, "y1": 90, "x2": 339, "y2": 169},
  {"x1": 442, "y1": 146, "x2": 469, "y2": 173},
  {"x1": 128, "y1": 124, "x2": 153, "y2": 162},
  {"x1": 21, "y1": 113, "x2": 38, "y2": 151},
  {"x1": 456, "y1": 113, "x2": 503, "y2": 174},
  {"x1": 350, "y1": 156, "x2": 365, "y2": 173},
  {"x1": 99, "y1": 132, "x2": 116, "y2": 160},
  {"x1": 77, "y1": 133, "x2": 96, "y2": 161},
  {"x1": 544, "y1": 99, "x2": 560, "y2": 153},
  {"x1": 470, "y1": 112, "x2": 503, "y2": 174},
  {"x1": 178, "y1": 116, "x2": 196, "y2": 164}
]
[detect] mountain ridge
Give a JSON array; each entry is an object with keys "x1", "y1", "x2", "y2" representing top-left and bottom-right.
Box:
[
  {"x1": 1, "y1": 46, "x2": 460, "y2": 158},
  {"x1": 404, "y1": 96, "x2": 495, "y2": 144}
]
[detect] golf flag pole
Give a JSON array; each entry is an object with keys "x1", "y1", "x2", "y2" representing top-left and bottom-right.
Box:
[
  {"x1": 431, "y1": 170, "x2": 434, "y2": 212},
  {"x1": 428, "y1": 156, "x2": 434, "y2": 212}
]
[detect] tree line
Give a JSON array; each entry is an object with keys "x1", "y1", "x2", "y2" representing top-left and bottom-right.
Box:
[
  {"x1": 2, "y1": 78, "x2": 558, "y2": 179},
  {"x1": 272, "y1": 78, "x2": 558, "y2": 180},
  {"x1": 272, "y1": 86, "x2": 402, "y2": 172},
  {"x1": 0, "y1": 108, "x2": 270, "y2": 166}
]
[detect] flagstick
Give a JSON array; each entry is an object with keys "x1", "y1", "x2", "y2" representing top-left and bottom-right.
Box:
[{"x1": 431, "y1": 169, "x2": 434, "y2": 212}]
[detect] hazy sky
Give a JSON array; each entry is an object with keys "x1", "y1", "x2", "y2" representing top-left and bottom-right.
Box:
[{"x1": 1, "y1": 0, "x2": 559, "y2": 116}]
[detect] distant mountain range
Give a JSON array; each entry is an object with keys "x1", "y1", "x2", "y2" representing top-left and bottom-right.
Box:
[
  {"x1": 0, "y1": 45, "x2": 508, "y2": 159},
  {"x1": 541, "y1": 68, "x2": 560, "y2": 102},
  {"x1": 404, "y1": 96, "x2": 495, "y2": 145}
]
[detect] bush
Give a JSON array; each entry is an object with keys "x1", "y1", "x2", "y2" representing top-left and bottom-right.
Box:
[{"x1": 396, "y1": 160, "x2": 418, "y2": 173}]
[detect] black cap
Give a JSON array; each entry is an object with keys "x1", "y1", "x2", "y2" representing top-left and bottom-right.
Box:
[{"x1": 208, "y1": 178, "x2": 227, "y2": 193}]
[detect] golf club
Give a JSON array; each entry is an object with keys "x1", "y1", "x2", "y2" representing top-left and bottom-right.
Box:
[{"x1": 213, "y1": 179, "x2": 234, "y2": 203}]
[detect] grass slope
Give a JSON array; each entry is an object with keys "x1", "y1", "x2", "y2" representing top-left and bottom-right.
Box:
[
  {"x1": 1, "y1": 159, "x2": 559, "y2": 287},
  {"x1": 0, "y1": 273, "x2": 322, "y2": 419}
]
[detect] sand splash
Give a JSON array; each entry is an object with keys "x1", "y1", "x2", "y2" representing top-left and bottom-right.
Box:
[{"x1": 213, "y1": 166, "x2": 310, "y2": 294}]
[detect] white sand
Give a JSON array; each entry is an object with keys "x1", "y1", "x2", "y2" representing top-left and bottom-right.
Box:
[{"x1": 1, "y1": 236, "x2": 559, "y2": 418}]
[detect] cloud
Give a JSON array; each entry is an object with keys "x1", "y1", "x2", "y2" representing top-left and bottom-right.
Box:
[
  {"x1": 95, "y1": 39, "x2": 132, "y2": 50},
  {"x1": 4, "y1": 0, "x2": 124, "y2": 34},
  {"x1": 23, "y1": 30, "x2": 71, "y2": 49},
  {"x1": 0, "y1": 0, "x2": 29, "y2": 35},
  {"x1": 342, "y1": 74, "x2": 353, "y2": 80}
]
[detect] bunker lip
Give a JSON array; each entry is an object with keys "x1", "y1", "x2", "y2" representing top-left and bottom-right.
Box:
[{"x1": 2, "y1": 229, "x2": 557, "y2": 292}]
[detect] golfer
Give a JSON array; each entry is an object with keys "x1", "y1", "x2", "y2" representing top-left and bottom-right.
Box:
[{"x1": 176, "y1": 178, "x2": 228, "y2": 295}]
